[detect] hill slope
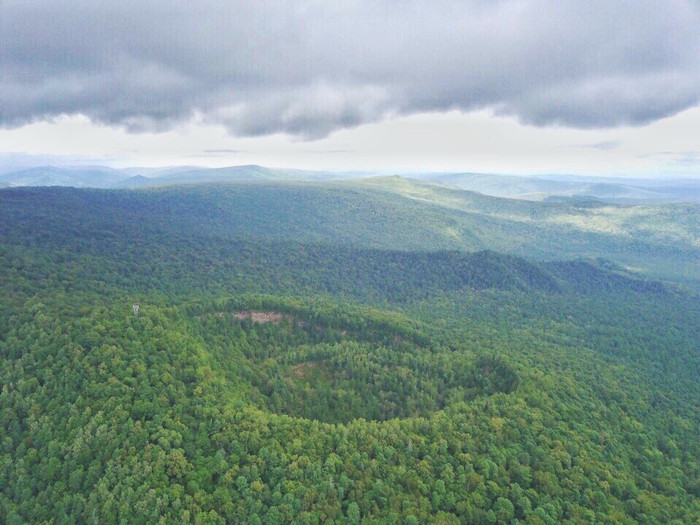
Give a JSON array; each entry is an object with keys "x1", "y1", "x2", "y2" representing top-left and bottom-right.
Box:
[
  {"x1": 1, "y1": 182, "x2": 698, "y2": 523},
  {"x1": 2, "y1": 180, "x2": 697, "y2": 288}
]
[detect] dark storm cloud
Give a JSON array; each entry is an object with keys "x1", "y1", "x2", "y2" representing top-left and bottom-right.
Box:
[{"x1": 1, "y1": 1, "x2": 699, "y2": 138}]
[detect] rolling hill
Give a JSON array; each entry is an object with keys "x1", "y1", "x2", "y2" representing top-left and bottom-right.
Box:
[
  {"x1": 2, "y1": 163, "x2": 699, "y2": 204},
  {"x1": 1, "y1": 180, "x2": 698, "y2": 523},
  {"x1": 422, "y1": 172, "x2": 700, "y2": 203},
  {"x1": 0, "y1": 166, "x2": 128, "y2": 188},
  {"x1": 2, "y1": 178, "x2": 696, "y2": 288},
  {"x1": 0, "y1": 164, "x2": 352, "y2": 189}
]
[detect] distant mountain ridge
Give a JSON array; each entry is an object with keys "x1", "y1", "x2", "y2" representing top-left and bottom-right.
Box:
[
  {"x1": 420, "y1": 172, "x2": 700, "y2": 203},
  {"x1": 0, "y1": 166, "x2": 127, "y2": 188},
  {"x1": 1, "y1": 163, "x2": 698, "y2": 203},
  {"x1": 0, "y1": 164, "x2": 357, "y2": 190}
]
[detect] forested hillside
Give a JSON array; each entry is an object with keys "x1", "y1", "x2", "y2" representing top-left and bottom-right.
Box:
[
  {"x1": 1, "y1": 183, "x2": 698, "y2": 523},
  {"x1": 2, "y1": 181, "x2": 698, "y2": 288}
]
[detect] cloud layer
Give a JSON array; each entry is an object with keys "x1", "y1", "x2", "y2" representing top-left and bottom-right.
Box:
[{"x1": 2, "y1": 1, "x2": 699, "y2": 138}]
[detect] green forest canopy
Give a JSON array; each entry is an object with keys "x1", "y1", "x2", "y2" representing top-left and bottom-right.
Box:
[{"x1": 0, "y1": 182, "x2": 698, "y2": 523}]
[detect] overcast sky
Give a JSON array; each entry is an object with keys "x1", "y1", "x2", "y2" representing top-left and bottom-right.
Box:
[{"x1": 1, "y1": 1, "x2": 699, "y2": 176}]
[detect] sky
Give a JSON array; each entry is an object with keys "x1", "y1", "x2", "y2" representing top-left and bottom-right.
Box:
[{"x1": 1, "y1": 1, "x2": 699, "y2": 177}]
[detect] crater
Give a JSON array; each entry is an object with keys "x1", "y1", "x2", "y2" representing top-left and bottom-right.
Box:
[{"x1": 192, "y1": 305, "x2": 519, "y2": 424}]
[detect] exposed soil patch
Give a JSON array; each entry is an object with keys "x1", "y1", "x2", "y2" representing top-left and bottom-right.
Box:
[
  {"x1": 197, "y1": 310, "x2": 294, "y2": 324},
  {"x1": 233, "y1": 311, "x2": 292, "y2": 324}
]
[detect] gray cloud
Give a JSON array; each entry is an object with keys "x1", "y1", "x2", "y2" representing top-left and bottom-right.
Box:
[{"x1": 1, "y1": 1, "x2": 699, "y2": 138}]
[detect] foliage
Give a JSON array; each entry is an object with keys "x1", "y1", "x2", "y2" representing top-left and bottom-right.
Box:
[
  {"x1": 1, "y1": 181, "x2": 698, "y2": 288},
  {"x1": 0, "y1": 184, "x2": 698, "y2": 523}
]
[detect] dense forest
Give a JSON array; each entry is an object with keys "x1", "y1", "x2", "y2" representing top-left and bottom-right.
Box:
[
  {"x1": 1, "y1": 182, "x2": 698, "y2": 523},
  {"x1": 2, "y1": 181, "x2": 697, "y2": 288}
]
